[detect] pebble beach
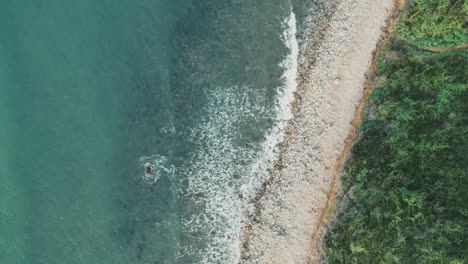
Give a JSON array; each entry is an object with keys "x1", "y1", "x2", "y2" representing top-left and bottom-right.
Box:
[{"x1": 241, "y1": 0, "x2": 395, "y2": 263}]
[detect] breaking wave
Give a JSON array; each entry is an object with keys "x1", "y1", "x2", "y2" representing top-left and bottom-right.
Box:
[{"x1": 179, "y1": 11, "x2": 299, "y2": 263}]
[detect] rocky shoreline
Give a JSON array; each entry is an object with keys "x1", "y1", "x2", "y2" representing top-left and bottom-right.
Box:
[{"x1": 241, "y1": 0, "x2": 395, "y2": 263}]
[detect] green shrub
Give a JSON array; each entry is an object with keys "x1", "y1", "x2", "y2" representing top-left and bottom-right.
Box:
[{"x1": 326, "y1": 0, "x2": 468, "y2": 263}]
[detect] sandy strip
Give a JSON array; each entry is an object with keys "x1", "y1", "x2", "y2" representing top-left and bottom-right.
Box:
[{"x1": 241, "y1": 0, "x2": 395, "y2": 263}]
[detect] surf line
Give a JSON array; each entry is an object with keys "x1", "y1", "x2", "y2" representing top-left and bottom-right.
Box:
[{"x1": 240, "y1": 8, "x2": 299, "y2": 261}]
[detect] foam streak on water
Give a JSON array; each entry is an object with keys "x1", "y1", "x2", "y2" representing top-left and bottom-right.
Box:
[{"x1": 181, "y1": 11, "x2": 298, "y2": 263}]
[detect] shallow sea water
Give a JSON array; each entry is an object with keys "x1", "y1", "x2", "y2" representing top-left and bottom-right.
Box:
[{"x1": 0, "y1": 0, "x2": 315, "y2": 263}]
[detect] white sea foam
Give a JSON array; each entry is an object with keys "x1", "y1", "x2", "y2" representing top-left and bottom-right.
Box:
[{"x1": 180, "y1": 11, "x2": 299, "y2": 263}]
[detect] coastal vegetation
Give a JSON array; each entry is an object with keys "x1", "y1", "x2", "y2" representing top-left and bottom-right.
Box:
[{"x1": 325, "y1": 0, "x2": 468, "y2": 263}]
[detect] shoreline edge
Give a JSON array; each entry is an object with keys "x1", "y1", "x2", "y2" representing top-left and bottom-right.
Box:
[{"x1": 241, "y1": 0, "x2": 397, "y2": 263}]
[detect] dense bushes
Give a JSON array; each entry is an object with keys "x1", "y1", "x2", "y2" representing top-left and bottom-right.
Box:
[
  {"x1": 397, "y1": 0, "x2": 467, "y2": 49},
  {"x1": 325, "y1": 0, "x2": 468, "y2": 263}
]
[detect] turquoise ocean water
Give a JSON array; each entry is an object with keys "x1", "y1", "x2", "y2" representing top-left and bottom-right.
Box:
[{"x1": 0, "y1": 1, "x2": 315, "y2": 263}]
